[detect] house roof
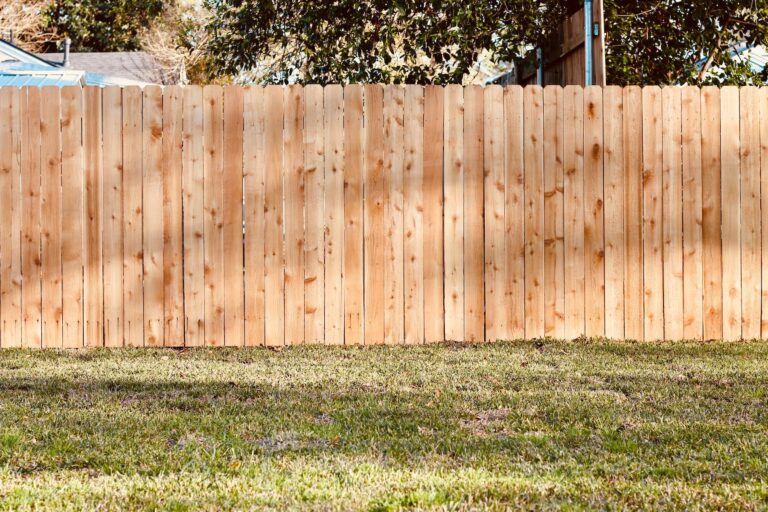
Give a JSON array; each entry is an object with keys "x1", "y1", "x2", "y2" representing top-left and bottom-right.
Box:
[
  {"x1": 0, "y1": 38, "x2": 160, "y2": 87},
  {"x1": 36, "y1": 51, "x2": 166, "y2": 85}
]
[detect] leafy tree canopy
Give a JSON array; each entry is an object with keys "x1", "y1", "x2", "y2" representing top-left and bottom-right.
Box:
[
  {"x1": 35, "y1": 0, "x2": 768, "y2": 86},
  {"x1": 204, "y1": 0, "x2": 566, "y2": 84},
  {"x1": 42, "y1": 0, "x2": 166, "y2": 52},
  {"x1": 605, "y1": 0, "x2": 768, "y2": 86}
]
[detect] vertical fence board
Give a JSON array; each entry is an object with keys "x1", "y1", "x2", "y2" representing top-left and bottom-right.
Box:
[
  {"x1": 423, "y1": 86, "x2": 445, "y2": 343},
  {"x1": 383, "y1": 85, "x2": 405, "y2": 344},
  {"x1": 761, "y1": 88, "x2": 768, "y2": 339},
  {"x1": 142, "y1": 86, "x2": 164, "y2": 346},
  {"x1": 681, "y1": 86, "x2": 704, "y2": 340},
  {"x1": 403, "y1": 85, "x2": 424, "y2": 344},
  {"x1": 739, "y1": 87, "x2": 760, "y2": 340},
  {"x1": 444, "y1": 84, "x2": 464, "y2": 341},
  {"x1": 182, "y1": 86, "x2": 205, "y2": 346},
  {"x1": 304, "y1": 85, "x2": 325, "y2": 343},
  {"x1": 163, "y1": 86, "x2": 184, "y2": 346},
  {"x1": 202, "y1": 86, "x2": 224, "y2": 346},
  {"x1": 102, "y1": 87, "x2": 123, "y2": 346},
  {"x1": 364, "y1": 84, "x2": 386, "y2": 344},
  {"x1": 603, "y1": 86, "x2": 624, "y2": 339},
  {"x1": 0, "y1": 88, "x2": 21, "y2": 346},
  {"x1": 243, "y1": 86, "x2": 265, "y2": 346},
  {"x1": 721, "y1": 86, "x2": 741, "y2": 340},
  {"x1": 701, "y1": 87, "x2": 723, "y2": 340},
  {"x1": 543, "y1": 86, "x2": 565, "y2": 339},
  {"x1": 83, "y1": 87, "x2": 102, "y2": 347},
  {"x1": 61, "y1": 90, "x2": 85, "y2": 345},
  {"x1": 343, "y1": 85, "x2": 364, "y2": 345},
  {"x1": 264, "y1": 85, "x2": 285, "y2": 346},
  {"x1": 284, "y1": 85, "x2": 305, "y2": 345},
  {"x1": 484, "y1": 85, "x2": 505, "y2": 341},
  {"x1": 583, "y1": 86, "x2": 605, "y2": 338},
  {"x1": 505, "y1": 87, "x2": 526, "y2": 340},
  {"x1": 642, "y1": 87, "x2": 664, "y2": 340},
  {"x1": 563, "y1": 86, "x2": 585, "y2": 339},
  {"x1": 122, "y1": 87, "x2": 143, "y2": 347},
  {"x1": 662, "y1": 86, "x2": 684, "y2": 340},
  {"x1": 324, "y1": 85, "x2": 345, "y2": 345},
  {"x1": 464, "y1": 85, "x2": 484, "y2": 342},
  {"x1": 21, "y1": 88, "x2": 42, "y2": 348},
  {"x1": 623, "y1": 87, "x2": 643, "y2": 340},
  {"x1": 524, "y1": 86, "x2": 544, "y2": 338},
  {"x1": 40, "y1": 87, "x2": 63, "y2": 348},
  {"x1": 222, "y1": 86, "x2": 245, "y2": 346}
]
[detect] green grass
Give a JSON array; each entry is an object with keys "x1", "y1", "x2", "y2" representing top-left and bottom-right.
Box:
[{"x1": 0, "y1": 340, "x2": 767, "y2": 510}]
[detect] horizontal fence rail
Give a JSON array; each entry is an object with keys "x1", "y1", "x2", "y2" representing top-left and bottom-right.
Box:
[{"x1": 0, "y1": 84, "x2": 763, "y2": 347}]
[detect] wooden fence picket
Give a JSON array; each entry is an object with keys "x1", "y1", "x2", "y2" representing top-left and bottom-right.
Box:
[{"x1": 222, "y1": 85, "x2": 245, "y2": 346}]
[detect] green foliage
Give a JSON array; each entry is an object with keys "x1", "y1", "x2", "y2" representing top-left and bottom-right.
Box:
[
  {"x1": 605, "y1": 0, "x2": 768, "y2": 86},
  {"x1": 203, "y1": 0, "x2": 566, "y2": 84},
  {"x1": 43, "y1": 0, "x2": 167, "y2": 52}
]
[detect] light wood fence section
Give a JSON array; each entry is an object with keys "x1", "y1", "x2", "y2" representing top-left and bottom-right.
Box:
[{"x1": 1, "y1": 84, "x2": 765, "y2": 347}]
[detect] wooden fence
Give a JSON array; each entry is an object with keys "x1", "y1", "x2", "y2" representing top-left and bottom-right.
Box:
[{"x1": 0, "y1": 84, "x2": 763, "y2": 347}]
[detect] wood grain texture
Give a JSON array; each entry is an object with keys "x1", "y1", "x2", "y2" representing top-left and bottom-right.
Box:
[
  {"x1": 383, "y1": 85, "x2": 405, "y2": 344},
  {"x1": 263, "y1": 85, "x2": 285, "y2": 346},
  {"x1": 484, "y1": 85, "x2": 506, "y2": 341},
  {"x1": 642, "y1": 87, "x2": 664, "y2": 341},
  {"x1": 423, "y1": 86, "x2": 445, "y2": 343},
  {"x1": 623, "y1": 86, "x2": 643, "y2": 341},
  {"x1": 304, "y1": 84, "x2": 325, "y2": 344},
  {"x1": 364, "y1": 84, "x2": 386, "y2": 344},
  {"x1": 603, "y1": 86, "x2": 624, "y2": 339},
  {"x1": 662, "y1": 86, "x2": 683, "y2": 340},
  {"x1": 0, "y1": 87, "x2": 21, "y2": 347},
  {"x1": 563, "y1": 86, "x2": 585, "y2": 339},
  {"x1": 40, "y1": 87, "x2": 63, "y2": 348},
  {"x1": 463, "y1": 85, "x2": 484, "y2": 342},
  {"x1": 182, "y1": 86, "x2": 205, "y2": 346},
  {"x1": 721, "y1": 86, "x2": 741, "y2": 340},
  {"x1": 543, "y1": 86, "x2": 565, "y2": 339},
  {"x1": 583, "y1": 86, "x2": 605, "y2": 338},
  {"x1": 739, "y1": 86, "x2": 760, "y2": 340},
  {"x1": 102, "y1": 86, "x2": 122, "y2": 347},
  {"x1": 20, "y1": 88, "x2": 42, "y2": 348},
  {"x1": 681, "y1": 86, "x2": 703, "y2": 340},
  {"x1": 284, "y1": 85, "x2": 305, "y2": 345},
  {"x1": 403, "y1": 85, "x2": 424, "y2": 344},
  {"x1": 142, "y1": 86, "x2": 164, "y2": 347},
  {"x1": 6, "y1": 84, "x2": 768, "y2": 347},
  {"x1": 83, "y1": 87, "x2": 102, "y2": 347},
  {"x1": 701, "y1": 86, "x2": 723, "y2": 341},
  {"x1": 222, "y1": 86, "x2": 245, "y2": 346},
  {"x1": 343, "y1": 85, "x2": 364, "y2": 345},
  {"x1": 524, "y1": 86, "x2": 544, "y2": 339},
  {"x1": 324, "y1": 85, "x2": 344, "y2": 345},
  {"x1": 163, "y1": 86, "x2": 184, "y2": 346},
  {"x1": 122, "y1": 87, "x2": 143, "y2": 347},
  {"x1": 243, "y1": 86, "x2": 265, "y2": 346},
  {"x1": 761, "y1": 88, "x2": 768, "y2": 339},
  {"x1": 203, "y1": 86, "x2": 224, "y2": 346},
  {"x1": 443, "y1": 84, "x2": 464, "y2": 342}
]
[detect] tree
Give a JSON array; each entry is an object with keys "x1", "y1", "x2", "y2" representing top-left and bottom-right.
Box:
[
  {"x1": 42, "y1": 0, "x2": 167, "y2": 52},
  {"x1": 203, "y1": 0, "x2": 566, "y2": 84},
  {"x1": 605, "y1": 0, "x2": 768, "y2": 86},
  {"x1": 0, "y1": 0, "x2": 58, "y2": 52}
]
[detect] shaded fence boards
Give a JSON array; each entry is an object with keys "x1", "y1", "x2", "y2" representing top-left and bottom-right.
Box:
[{"x1": 0, "y1": 84, "x2": 766, "y2": 347}]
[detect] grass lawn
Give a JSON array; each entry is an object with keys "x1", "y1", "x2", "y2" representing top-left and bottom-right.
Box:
[{"x1": 0, "y1": 341, "x2": 767, "y2": 510}]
